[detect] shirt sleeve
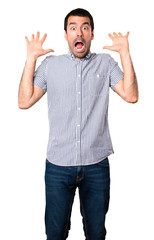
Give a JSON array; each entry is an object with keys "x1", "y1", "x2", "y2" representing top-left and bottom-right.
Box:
[
  {"x1": 33, "y1": 58, "x2": 47, "y2": 94},
  {"x1": 108, "y1": 54, "x2": 124, "y2": 91}
]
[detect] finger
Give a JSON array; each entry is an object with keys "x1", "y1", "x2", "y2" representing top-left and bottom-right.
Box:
[
  {"x1": 25, "y1": 36, "x2": 29, "y2": 43},
  {"x1": 118, "y1": 32, "x2": 123, "y2": 36},
  {"x1": 113, "y1": 32, "x2": 118, "y2": 37},
  {"x1": 36, "y1": 31, "x2": 40, "y2": 40},
  {"x1": 40, "y1": 33, "x2": 47, "y2": 43},
  {"x1": 31, "y1": 34, "x2": 34, "y2": 41},
  {"x1": 125, "y1": 31, "x2": 129, "y2": 37},
  {"x1": 108, "y1": 33, "x2": 114, "y2": 39}
]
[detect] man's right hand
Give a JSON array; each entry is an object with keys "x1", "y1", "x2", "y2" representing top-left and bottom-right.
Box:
[{"x1": 25, "y1": 32, "x2": 54, "y2": 61}]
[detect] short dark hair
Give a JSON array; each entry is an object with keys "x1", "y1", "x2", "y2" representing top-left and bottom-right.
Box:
[{"x1": 64, "y1": 8, "x2": 94, "y2": 32}]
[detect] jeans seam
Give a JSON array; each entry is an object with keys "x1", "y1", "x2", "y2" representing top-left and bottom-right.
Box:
[
  {"x1": 63, "y1": 194, "x2": 74, "y2": 239},
  {"x1": 80, "y1": 198, "x2": 89, "y2": 240}
]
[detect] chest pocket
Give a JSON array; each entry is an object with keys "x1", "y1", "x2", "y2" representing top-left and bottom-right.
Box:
[{"x1": 88, "y1": 73, "x2": 107, "y2": 96}]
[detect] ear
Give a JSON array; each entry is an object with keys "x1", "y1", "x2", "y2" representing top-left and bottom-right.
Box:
[
  {"x1": 64, "y1": 31, "x2": 67, "y2": 41},
  {"x1": 91, "y1": 30, "x2": 94, "y2": 40}
]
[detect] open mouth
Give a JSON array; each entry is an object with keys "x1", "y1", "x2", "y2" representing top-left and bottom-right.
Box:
[{"x1": 75, "y1": 41, "x2": 84, "y2": 49}]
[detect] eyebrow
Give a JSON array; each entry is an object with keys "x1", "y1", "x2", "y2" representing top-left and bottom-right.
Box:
[{"x1": 69, "y1": 22, "x2": 90, "y2": 26}]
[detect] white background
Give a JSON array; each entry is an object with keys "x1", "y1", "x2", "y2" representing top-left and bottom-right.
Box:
[{"x1": 0, "y1": 0, "x2": 154, "y2": 239}]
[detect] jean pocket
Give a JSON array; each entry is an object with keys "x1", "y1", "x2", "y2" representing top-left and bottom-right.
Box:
[{"x1": 96, "y1": 157, "x2": 109, "y2": 167}]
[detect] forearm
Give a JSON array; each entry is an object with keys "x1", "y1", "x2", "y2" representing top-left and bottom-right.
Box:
[
  {"x1": 18, "y1": 57, "x2": 36, "y2": 108},
  {"x1": 120, "y1": 50, "x2": 138, "y2": 102}
]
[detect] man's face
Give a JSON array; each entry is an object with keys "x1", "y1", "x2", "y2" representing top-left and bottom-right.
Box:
[{"x1": 64, "y1": 16, "x2": 94, "y2": 59}]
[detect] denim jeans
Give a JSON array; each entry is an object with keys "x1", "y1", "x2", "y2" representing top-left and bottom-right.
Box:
[{"x1": 45, "y1": 157, "x2": 110, "y2": 240}]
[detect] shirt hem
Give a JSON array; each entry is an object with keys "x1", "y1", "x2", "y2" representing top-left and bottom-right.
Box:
[{"x1": 46, "y1": 150, "x2": 114, "y2": 166}]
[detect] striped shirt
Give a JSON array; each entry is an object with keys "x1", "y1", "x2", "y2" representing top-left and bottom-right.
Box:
[{"x1": 33, "y1": 51, "x2": 124, "y2": 166}]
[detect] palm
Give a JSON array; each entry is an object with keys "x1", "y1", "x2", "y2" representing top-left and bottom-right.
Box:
[
  {"x1": 103, "y1": 32, "x2": 129, "y2": 53},
  {"x1": 25, "y1": 32, "x2": 54, "y2": 59}
]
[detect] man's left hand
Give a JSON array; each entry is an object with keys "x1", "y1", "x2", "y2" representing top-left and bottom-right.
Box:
[{"x1": 103, "y1": 32, "x2": 130, "y2": 55}]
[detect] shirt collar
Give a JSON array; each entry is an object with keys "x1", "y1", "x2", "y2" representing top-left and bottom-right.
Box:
[{"x1": 68, "y1": 50, "x2": 92, "y2": 61}]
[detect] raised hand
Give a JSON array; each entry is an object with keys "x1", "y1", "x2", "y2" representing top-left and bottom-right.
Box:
[
  {"x1": 103, "y1": 32, "x2": 129, "y2": 54},
  {"x1": 25, "y1": 32, "x2": 54, "y2": 60}
]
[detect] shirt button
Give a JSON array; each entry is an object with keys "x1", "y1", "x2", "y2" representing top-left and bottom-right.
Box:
[
  {"x1": 78, "y1": 74, "x2": 80, "y2": 77},
  {"x1": 78, "y1": 107, "x2": 80, "y2": 110},
  {"x1": 78, "y1": 91, "x2": 80, "y2": 94},
  {"x1": 77, "y1": 124, "x2": 80, "y2": 127}
]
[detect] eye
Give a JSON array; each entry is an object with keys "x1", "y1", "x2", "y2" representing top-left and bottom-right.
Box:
[
  {"x1": 83, "y1": 26, "x2": 88, "y2": 30},
  {"x1": 71, "y1": 26, "x2": 76, "y2": 30}
]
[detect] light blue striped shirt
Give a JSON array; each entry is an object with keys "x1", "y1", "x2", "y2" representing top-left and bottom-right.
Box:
[{"x1": 33, "y1": 51, "x2": 124, "y2": 166}]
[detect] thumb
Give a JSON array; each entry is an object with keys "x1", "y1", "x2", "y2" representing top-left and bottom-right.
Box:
[
  {"x1": 44, "y1": 49, "x2": 54, "y2": 54},
  {"x1": 103, "y1": 46, "x2": 112, "y2": 50}
]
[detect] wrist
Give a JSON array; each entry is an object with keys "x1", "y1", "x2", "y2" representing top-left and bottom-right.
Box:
[
  {"x1": 119, "y1": 48, "x2": 130, "y2": 58},
  {"x1": 26, "y1": 55, "x2": 38, "y2": 63}
]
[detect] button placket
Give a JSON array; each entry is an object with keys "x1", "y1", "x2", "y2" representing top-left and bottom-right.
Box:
[{"x1": 76, "y1": 62, "x2": 82, "y2": 164}]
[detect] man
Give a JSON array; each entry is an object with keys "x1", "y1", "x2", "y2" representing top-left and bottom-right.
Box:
[{"x1": 18, "y1": 8, "x2": 138, "y2": 240}]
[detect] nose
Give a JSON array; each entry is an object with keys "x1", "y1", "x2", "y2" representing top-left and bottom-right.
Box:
[{"x1": 77, "y1": 27, "x2": 83, "y2": 37}]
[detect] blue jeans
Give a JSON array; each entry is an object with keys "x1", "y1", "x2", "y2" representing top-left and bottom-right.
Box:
[{"x1": 45, "y1": 157, "x2": 110, "y2": 240}]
